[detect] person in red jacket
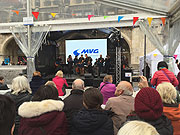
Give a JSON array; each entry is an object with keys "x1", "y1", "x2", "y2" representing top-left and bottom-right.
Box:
[
  {"x1": 53, "y1": 70, "x2": 68, "y2": 96},
  {"x1": 151, "y1": 61, "x2": 178, "y2": 87},
  {"x1": 18, "y1": 85, "x2": 68, "y2": 135}
]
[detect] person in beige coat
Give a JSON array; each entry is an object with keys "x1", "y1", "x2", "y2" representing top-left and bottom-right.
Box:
[{"x1": 105, "y1": 81, "x2": 134, "y2": 135}]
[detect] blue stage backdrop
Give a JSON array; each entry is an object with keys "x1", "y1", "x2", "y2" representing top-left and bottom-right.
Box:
[{"x1": 66, "y1": 39, "x2": 107, "y2": 64}]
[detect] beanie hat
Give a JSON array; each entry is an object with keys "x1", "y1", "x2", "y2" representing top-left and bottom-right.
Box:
[{"x1": 135, "y1": 87, "x2": 163, "y2": 120}]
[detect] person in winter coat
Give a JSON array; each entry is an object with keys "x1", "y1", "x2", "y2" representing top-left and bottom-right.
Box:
[
  {"x1": 18, "y1": 85, "x2": 68, "y2": 135},
  {"x1": 63, "y1": 79, "x2": 85, "y2": 134},
  {"x1": 126, "y1": 87, "x2": 173, "y2": 135},
  {"x1": 151, "y1": 61, "x2": 178, "y2": 87},
  {"x1": 105, "y1": 81, "x2": 134, "y2": 135},
  {"x1": 53, "y1": 70, "x2": 68, "y2": 96},
  {"x1": 117, "y1": 121, "x2": 159, "y2": 135},
  {"x1": 71, "y1": 88, "x2": 114, "y2": 135},
  {"x1": 30, "y1": 71, "x2": 46, "y2": 95},
  {"x1": 5, "y1": 76, "x2": 32, "y2": 135},
  {"x1": 100, "y1": 75, "x2": 116, "y2": 104},
  {"x1": 156, "y1": 82, "x2": 180, "y2": 135},
  {"x1": 0, "y1": 76, "x2": 9, "y2": 90},
  {"x1": 0, "y1": 95, "x2": 16, "y2": 135}
]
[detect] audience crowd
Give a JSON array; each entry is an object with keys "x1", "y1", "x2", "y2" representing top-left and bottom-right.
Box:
[{"x1": 0, "y1": 60, "x2": 180, "y2": 135}]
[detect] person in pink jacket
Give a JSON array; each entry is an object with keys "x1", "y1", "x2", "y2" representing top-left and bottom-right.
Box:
[
  {"x1": 100, "y1": 75, "x2": 116, "y2": 104},
  {"x1": 151, "y1": 61, "x2": 178, "y2": 87},
  {"x1": 53, "y1": 70, "x2": 68, "y2": 96}
]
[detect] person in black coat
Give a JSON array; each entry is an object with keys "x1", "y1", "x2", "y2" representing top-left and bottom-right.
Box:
[
  {"x1": 0, "y1": 76, "x2": 9, "y2": 90},
  {"x1": 30, "y1": 71, "x2": 46, "y2": 95},
  {"x1": 63, "y1": 79, "x2": 84, "y2": 134},
  {"x1": 5, "y1": 76, "x2": 32, "y2": 135},
  {"x1": 70, "y1": 88, "x2": 114, "y2": 135},
  {"x1": 125, "y1": 86, "x2": 173, "y2": 135}
]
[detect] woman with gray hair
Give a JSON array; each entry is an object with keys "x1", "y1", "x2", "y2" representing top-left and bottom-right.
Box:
[
  {"x1": 5, "y1": 75, "x2": 32, "y2": 135},
  {"x1": 156, "y1": 82, "x2": 180, "y2": 135}
]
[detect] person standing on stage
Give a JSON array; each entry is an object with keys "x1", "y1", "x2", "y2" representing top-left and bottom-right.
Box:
[
  {"x1": 105, "y1": 55, "x2": 111, "y2": 74},
  {"x1": 97, "y1": 54, "x2": 104, "y2": 76},
  {"x1": 73, "y1": 55, "x2": 79, "y2": 75},
  {"x1": 79, "y1": 55, "x2": 84, "y2": 63},
  {"x1": 67, "y1": 55, "x2": 73, "y2": 76}
]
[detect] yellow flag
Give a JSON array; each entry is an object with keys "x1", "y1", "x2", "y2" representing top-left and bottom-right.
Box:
[
  {"x1": 147, "y1": 17, "x2": 153, "y2": 27},
  {"x1": 153, "y1": 54, "x2": 157, "y2": 57},
  {"x1": 51, "y1": 13, "x2": 56, "y2": 18}
]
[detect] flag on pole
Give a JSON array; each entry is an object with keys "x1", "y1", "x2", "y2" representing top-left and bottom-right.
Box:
[
  {"x1": 118, "y1": 16, "x2": 124, "y2": 23},
  {"x1": 88, "y1": 15, "x2": 94, "y2": 21},
  {"x1": 161, "y1": 18, "x2": 166, "y2": 26},
  {"x1": 147, "y1": 17, "x2": 153, "y2": 26},
  {"x1": 12, "y1": 10, "x2": 19, "y2": 15},
  {"x1": 32, "y1": 12, "x2": 39, "y2": 20},
  {"x1": 51, "y1": 13, "x2": 56, "y2": 18},
  {"x1": 133, "y1": 17, "x2": 139, "y2": 25}
]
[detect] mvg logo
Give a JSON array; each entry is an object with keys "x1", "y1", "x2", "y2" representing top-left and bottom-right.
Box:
[{"x1": 73, "y1": 49, "x2": 99, "y2": 56}]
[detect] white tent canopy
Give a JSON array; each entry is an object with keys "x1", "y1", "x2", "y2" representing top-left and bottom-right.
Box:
[{"x1": 140, "y1": 44, "x2": 180, "y2": 77}]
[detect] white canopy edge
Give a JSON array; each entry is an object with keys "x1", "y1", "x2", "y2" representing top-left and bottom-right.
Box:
[
  {"x1": 0, "y1": 13, "x2": 166, "y2": 33},
  {"x1": 96, "y1": 0, "x2": 168, "y2": 15}
]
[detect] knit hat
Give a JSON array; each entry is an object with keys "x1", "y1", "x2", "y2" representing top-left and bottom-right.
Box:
[{"x1": 135, "y1": 87, "x2": 163, "y2": 120}]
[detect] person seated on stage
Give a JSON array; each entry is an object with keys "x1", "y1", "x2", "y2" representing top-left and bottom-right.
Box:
[
  {"x1": 53, "y1": 70, "x2": 68, "y2": 96},
  {"x1": 30, "y1": 71, "x2": 46, "y2": 95},
  {"x1": 105, "y1": 81, "x2": 134, "y2": 135},
  {"x1": 0, "y1": 76, "x2": 9, "y2": 90},
  {"x1": 77, "y1": 60, "x2": 85, "y2": 76},
  {"x1": 117, "y1": 121, "x2": 159, "y2": 135},
  {"x1": 0, "y1": 95, "x2": 16, "y2": 135},
  {"x1": 99, "y1": 75, "x2": 116, "y2": 105},
  {"x1": 79, "y1": 55, "x2": 84, "y2": 63},
  {"x1": 84, "y1": 54, "x2": 92, "y2": 65},
  {"x1": 18, "y1": 85, "x2": 68, "y2": 135}
]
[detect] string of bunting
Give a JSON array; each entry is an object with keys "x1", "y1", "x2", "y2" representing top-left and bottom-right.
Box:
[{"x1": 12, "y1": 10, "x2": 166, "y2": 26}]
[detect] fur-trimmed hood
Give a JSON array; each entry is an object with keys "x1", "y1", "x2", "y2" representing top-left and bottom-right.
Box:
[{"x1": 18, "y1": 99, "x2": 64, "y2": 118}]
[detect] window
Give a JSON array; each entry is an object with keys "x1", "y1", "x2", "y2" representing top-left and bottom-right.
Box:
[
  {"x1": 53, "y1": 1, "x2": 59, "y2": 5},
  {"x1": 35, "y1": 0, "x2": 40, "y2": 7},
  {"x1": 44, "y1": 1, "x2": 51, "y2": 6},
  {"x1": 84, "y1": 0, "x2": 92, "y2": 3},
  {"x1": 76, "y1": 0, "x2": 82, "y2": 4}
]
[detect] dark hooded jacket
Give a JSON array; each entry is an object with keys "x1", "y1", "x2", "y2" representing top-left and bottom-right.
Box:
[
  {"x1": 70, "y1": 108, "x2": 114, "y2": 135},
  {"x1": 30, "y1": 76, "x2": 46, "y2": 95},
  {"x1": 0, "y1": 82, "x2": 9, "y2": 90},
  {"x1": 18, "y1": 99, "x2": 67, "y2": 135},
  {"x1": 127, "y1": 114, "x2": 173, "y2": 135},
  {"x1": 5, "y1": 91, "x2": 32, "y2": 135}
]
